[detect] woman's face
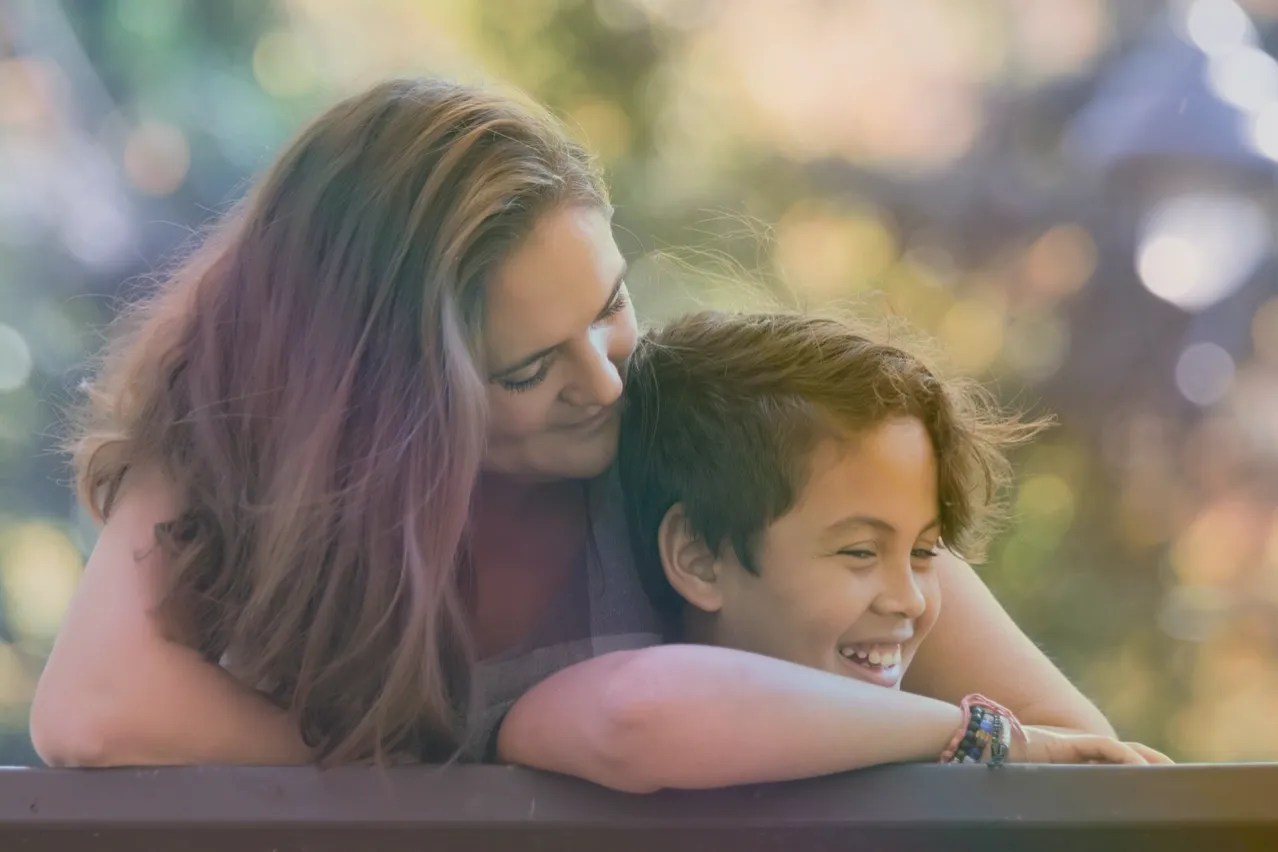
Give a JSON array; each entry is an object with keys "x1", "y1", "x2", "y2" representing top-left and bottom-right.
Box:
[{"x1": 481, "y1": 205, "x2": 637, "y2": 480}]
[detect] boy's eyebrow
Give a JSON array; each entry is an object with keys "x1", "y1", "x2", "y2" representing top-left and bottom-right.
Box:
[
  {"x1": 822, "y1": 515, "x2": 941, "y2": 539},
  {"x1": 488, "y1": 265, "x2": 628, "y2": 381}
]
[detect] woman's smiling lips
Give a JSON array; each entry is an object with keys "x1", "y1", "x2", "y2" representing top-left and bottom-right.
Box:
[{"x1": 558, "y1": 406, "x2": 616, "y2": 434}]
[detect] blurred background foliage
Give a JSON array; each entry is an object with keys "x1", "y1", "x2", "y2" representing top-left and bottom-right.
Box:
[{"x1": 1, "y1": 0, "x2": 1277, "y2": 765}]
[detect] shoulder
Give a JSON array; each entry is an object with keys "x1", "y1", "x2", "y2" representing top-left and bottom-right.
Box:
[
  {"x1": 105, "y1": 465, "x2": 182, "y2": 530},
  {"x1": 85, "y1": 464, "x2": 187, "y2": 630}
]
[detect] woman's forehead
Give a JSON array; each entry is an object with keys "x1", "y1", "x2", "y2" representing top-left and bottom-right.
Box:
[{"x1": 483, "y1": 207, "x2": 624, "y2": 361}]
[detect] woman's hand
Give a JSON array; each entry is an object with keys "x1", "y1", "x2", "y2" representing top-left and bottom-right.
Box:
[{"x1": 1009, "y1": 726, "x2": 1175, "y2": 765}]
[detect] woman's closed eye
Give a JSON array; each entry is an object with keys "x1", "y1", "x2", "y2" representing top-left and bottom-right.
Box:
[
  {"x1": 497, "y1": 285, "x2": 627, "y2": 394},
  {"x1": 499, "y1": 356, "x2": 555, "y2": 393},
  {"x1": 596, "y1": 284, "x2": 629, "y2": 323}
]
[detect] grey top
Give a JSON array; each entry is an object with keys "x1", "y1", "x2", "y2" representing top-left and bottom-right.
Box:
[{"x1": 463, "y1": 470, "x2": 665, "y2": 761}]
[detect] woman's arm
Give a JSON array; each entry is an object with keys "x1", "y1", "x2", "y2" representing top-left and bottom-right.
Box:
[
  {"x1": 900, "y1": 550, "x2": 1115, "y2": 736},
  {"x1": 29, "y1": 469, "x2": 311, "y2": 767}
]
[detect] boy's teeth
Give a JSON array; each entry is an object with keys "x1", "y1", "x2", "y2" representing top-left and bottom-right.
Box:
[{"x1": 841, "y1": 645, "x2": 901, "y2": 668}]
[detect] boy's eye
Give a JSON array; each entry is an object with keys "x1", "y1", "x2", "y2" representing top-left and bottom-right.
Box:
[
  {"x1": 912, "y1": 547, "x2": 940, "y2": 560},
  {"x1": 838, "y1": 548, "x2": 877, "y2": 561}
]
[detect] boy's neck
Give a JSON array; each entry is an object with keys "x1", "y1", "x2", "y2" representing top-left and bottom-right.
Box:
[{"x1": 678, "y1": 606, "x2": 720, "y2": 646}]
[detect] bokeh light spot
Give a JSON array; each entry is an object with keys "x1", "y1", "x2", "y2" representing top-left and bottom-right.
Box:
[
  {"x1": 1253, "y1": 297, "x2": 1278, "y2": 364},
  {"x1": 774, "y1": 203, "x2": 896, "y2": 299},
  {"x1": 1185, "y1": 0, "x2": 1252, "y2": 55},
  {"x1": 1175, "y1": 342, "x2": 1235, "y2": 406},
  {"x1": 937, "y1": 296, "x2": 1005, "y2": 374},
  {"x1": 253, "y1": 31, "x2": 319, "y2": 99},
  {"x1": 1247, "y1": 100, "x2": 1278, "y2": 159},
  {"x1": 123, "y1": 121, "x2": 190, "y2": 196},
  {"x1": 0, "y1": 521, "x2": 84, "y2": 644},
  {"x1": 1003, "y1": 315, "x2": 1070, "y2": 382},
  {"x1": 0, "y1": 325, "x2": 33, "y2": 393},
  {"x1": 569, "y1": 98, "x2": 632, "y2": 162},
  {"x1": 1022, "y1": 224, "x2": 1097, "y2": 301},
  {"x1": 1015, "y1": 474, "x2": 1076, "y2": 540}
]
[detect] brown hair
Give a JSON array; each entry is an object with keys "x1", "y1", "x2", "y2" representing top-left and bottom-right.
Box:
[
  {"x1": 69, "y1": 77, "x2": 608, "y2": 763},
  {"x1": 618, "y1": 311, "x2": 1048, "y2": 620}
]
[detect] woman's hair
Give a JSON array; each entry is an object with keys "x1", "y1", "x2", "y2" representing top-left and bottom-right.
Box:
[
  {"x1": 618, "y1": 311, "x2": 1050, "y2": 620},
  {"x1": 70, "y1": 77, "x2": 608, "y2": 763}
]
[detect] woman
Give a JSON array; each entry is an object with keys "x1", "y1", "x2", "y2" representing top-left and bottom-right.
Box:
[{"x1": 31, "y1": 77, "x2": 1151, "y2": 787}]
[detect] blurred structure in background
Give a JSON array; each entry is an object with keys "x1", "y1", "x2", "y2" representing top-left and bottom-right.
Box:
[{"x1": 0, "y1": 0, "x2": 1275, "y2": 766}]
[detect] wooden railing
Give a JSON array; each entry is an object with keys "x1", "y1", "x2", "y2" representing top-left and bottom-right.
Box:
[{"x1": 2, "y1": 762, "x2": 1276, "y2": 851}]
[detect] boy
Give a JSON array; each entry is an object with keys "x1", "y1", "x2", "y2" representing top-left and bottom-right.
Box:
[
  {"x1": 495, "y1": 309, "x2": 1170, "y2": 791},
  {"x1": 617, "y1": 310, "x2": 1042, "y2": 690}
]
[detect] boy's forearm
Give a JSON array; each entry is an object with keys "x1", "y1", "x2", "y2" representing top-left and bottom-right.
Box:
[{"x1": 498, "y1": 644, "x2": 965, "y2": 792}]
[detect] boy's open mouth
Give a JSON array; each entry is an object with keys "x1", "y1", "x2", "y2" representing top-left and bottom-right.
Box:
[{"x1": 838, "y1": 643, "x2": 902, "y2": 671}]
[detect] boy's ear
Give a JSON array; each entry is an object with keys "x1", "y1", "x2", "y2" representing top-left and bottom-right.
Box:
[{"x1": 656, "y1": 503, "x2": 724, "y2": 613}]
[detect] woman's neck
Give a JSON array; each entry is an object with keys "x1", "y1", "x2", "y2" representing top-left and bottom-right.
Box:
[{"x1": 472, "y1": 471, "x2": 584, "y2": 519}]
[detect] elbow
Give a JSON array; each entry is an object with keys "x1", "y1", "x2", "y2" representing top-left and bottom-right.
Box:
[
  {"x1": 29, "y1": 671, "x2": 123, "y2": 768},
  {"x1": 29, "y1": 711, "x2": 108, "y2": 769},
  {"x1": 502, "y1": 649, "x2": 670, "y2": 793},
  {"x1": 587, "y1": 698, "x2": 663, "y2": 793},
  {"x1": 586, "y1": 651, "x2": 679, "y2": 794}
]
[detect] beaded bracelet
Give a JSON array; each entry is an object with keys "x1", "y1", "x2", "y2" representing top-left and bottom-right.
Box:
[{"x1": 939, "y1": 694, "x2": 1025, "y2": 767}]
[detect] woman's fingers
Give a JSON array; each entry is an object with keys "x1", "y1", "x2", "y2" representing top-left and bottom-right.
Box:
[
  {"x1": 1045, "y1": 733, "x2": 1143, "y2": 765},
  {"x1": 1126, "y1": 742, "x2": 1175, "y2": 764},
  {"x1": 1084, "y1": 737, "x2": 1148, "y2": 765},
  {"x1": 1015, "y1": 726, "x2": 1172, "y2": 766}
]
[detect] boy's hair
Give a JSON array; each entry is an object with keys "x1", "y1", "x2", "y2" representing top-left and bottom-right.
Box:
[{"x1": 618, "y1": 310, "x2": 1049, "y2": 621}]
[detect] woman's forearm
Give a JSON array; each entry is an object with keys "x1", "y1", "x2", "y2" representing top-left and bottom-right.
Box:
[
  {"x1": 31, "y1": 467, "x2": 313, "y2": 769},
  {"x1": 903, "y1": 550, "x2": 1116, "y2": 737},
  {"x1": 31, "y1": 639, "x2": 311, "y2": 768},
  {"x1": 498, "y1": 644, "x2": 965, "y2": 792}
]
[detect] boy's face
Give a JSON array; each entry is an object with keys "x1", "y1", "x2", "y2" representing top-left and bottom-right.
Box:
[{"x1": 706, "y1": 417, "x2": 942, "y2": 689}]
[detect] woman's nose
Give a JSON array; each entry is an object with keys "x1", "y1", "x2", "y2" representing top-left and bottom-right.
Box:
[{"x1": 563, "y1": 327, "x2": 625, "y2": 408}]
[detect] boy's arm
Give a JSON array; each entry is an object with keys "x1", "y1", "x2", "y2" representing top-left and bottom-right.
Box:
[
  {"x1": 498, "y1": 557, "x2": 1123, "y2": 791},
  {"x1": 901, "y1": 550, "x2": 1116, "y2": 737},
  {"x1": 498, "y1": 643, "x2": 967, "y2": 792}
]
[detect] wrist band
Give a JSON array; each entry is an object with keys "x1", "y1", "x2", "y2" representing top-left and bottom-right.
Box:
[{"x1": 939, "y1": 694, "x2": 1025, "y2": 767}]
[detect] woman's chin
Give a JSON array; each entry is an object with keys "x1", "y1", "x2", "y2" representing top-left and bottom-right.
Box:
[{"x1": 482, "y1": 437, "x2": 619, "y2": 482}]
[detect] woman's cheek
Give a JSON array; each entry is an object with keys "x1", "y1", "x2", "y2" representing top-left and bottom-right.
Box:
[{"x1": 490, "y1": 387, "x2": 559, "y2": 436}]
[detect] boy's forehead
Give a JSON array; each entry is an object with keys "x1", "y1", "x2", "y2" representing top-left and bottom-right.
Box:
[{"x1": 766, "y1": 421, "x2": 938, "y2": 540}]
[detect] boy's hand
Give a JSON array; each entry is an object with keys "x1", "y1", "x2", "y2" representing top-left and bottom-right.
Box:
[{"x1": 1009, "y1": 726, "x2": 1175, "y2": 765}]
